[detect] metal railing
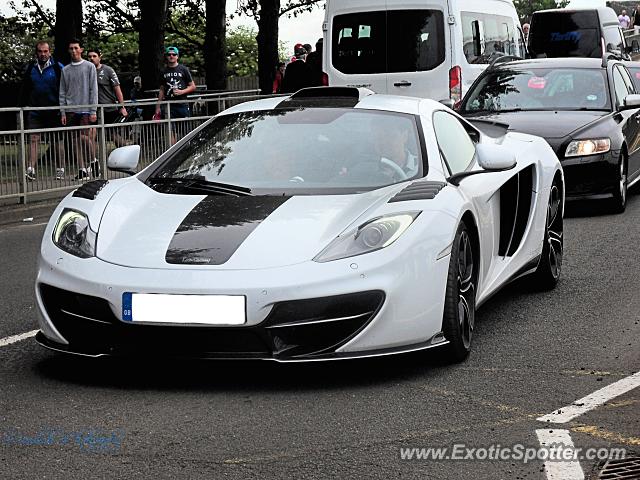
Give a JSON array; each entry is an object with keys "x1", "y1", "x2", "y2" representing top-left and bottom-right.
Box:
[{"x1": 0, "y1": 91, "x2": 273, "y2": 204}]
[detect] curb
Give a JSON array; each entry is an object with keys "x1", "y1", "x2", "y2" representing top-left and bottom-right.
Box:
[{"x1": 0, "y1": 200, "x2": 59, "y2": 227}]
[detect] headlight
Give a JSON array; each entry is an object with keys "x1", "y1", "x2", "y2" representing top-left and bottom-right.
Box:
[
  {"x1": 565, "y1": 138, "x2": 610, "y2": 158},
  {"x1": 314, "y1": 212, "x2": 420, "y2": 263},
  {"x1": 52, "y1": 209, "x2": 96, "y2": 258}
]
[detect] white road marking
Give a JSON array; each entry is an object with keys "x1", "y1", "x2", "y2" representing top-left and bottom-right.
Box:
[
  {"x1": 537, "y1": 371, "x2": 640, "y2": 424},
  {"x1": 535, "y1": 429, "x2": 584, "y2": 480},
  {"x1": 0, "y1": 330, "x2": 38, "y2": 347}
]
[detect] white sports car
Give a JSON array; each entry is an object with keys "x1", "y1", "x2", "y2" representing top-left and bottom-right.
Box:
[{"x1": 35, "y1": 87, "x2": 563, "y2": 362}]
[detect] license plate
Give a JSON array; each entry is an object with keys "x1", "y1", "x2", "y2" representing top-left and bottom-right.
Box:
[{"x1": 122, "y1": 293, "x2": 245, "y2": 325}]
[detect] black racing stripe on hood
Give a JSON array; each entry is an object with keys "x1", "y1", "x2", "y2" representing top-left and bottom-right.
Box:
[{"x1": 166, "y1": 195, "x2": 290, "y2": 266}]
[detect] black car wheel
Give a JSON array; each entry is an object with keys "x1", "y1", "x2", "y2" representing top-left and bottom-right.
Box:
[
  {"x1": 531, "y1": 176, "x2": 563, "y2": 290},
  {"x1": 611, "y1": 154, "x2": 627, "y2": 214},
  {"x1": 442, "y1": 221, "x2": 476, "y2": 363}
]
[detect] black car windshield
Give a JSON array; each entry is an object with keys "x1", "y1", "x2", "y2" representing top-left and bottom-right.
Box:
[
  {"x1": 145, "y1": 108, "x2": 424, "y2": 194},
  {"x1": 461, "y1": 67, "x2": 612, "y2": 113}
]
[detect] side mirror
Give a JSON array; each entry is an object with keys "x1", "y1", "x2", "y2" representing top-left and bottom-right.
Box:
[
  {"x1": 107, "y1": 145, "x2": 140, "y2": 175},
  {"x1": 621, "y1": 94, "x2": 640, "y2": 110},
  {"x1": 476, "y1": 143, "x2": 517, "y2": 170},
  {"x1": 448, "y1": 143, "x2": 516, "y2": 186}
]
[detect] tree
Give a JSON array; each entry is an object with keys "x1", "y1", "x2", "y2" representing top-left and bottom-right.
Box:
[
  {"x1": 205, "y1": 0, "x2": 227, "y2": 90},
  {"x1": 54, "y1": 0, "x2": 82, "y2": 64},
  {"x1": 237, "y1": 0, "x2": 323, "y2": 94},
  {"x1": 138, "y1": 0, "x2": 171, "y2": 91},
  {"x1": 513, "y1": 0, "x2": 569, "y2": 23}
]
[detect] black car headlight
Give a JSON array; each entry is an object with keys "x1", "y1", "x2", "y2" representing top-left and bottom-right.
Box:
[
  {"x1": 52, "y1": 209, "x2": 97, "y2": 258},
  {"x1": 314, "y1": 212, "x2": 420, "y2": 263},
  {"x1": 565, "y1": 138, "x2": 610, "y2": 158}
]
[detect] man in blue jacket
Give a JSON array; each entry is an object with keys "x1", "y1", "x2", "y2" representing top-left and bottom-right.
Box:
[{"x1": 18, "y1": 41, "x2": 65, "y2": 181}]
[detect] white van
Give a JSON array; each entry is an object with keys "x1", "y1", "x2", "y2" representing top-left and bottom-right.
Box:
[{"x1": 322, "y1": 0, "x2": 525, "y2": 103}]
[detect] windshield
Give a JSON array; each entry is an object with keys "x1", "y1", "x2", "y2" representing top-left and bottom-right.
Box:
[
  {"x1": 145, "y1": 108, "x2": 425, "y2": 195},
  {"x1": 460, "y1": 67, "x2": 611, "y2": 113}
]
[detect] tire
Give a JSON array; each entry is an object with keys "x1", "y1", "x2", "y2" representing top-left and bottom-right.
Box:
[
  {"x1": 442, "y1": 221, "x2": 476, "y2": 363},
  {"x1": 611, "y1": 154, "x2": 627, "y2": 214},
  {"x1": 531, "y1": 176, "x2": 563, "y2": 290}
]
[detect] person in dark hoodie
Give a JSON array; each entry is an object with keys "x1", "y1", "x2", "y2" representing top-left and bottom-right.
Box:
[
  {"x1": 280, "y1": 44, "x2": 313, "y2": 94},
  {"x1": 18, "y1": 41, "x2": 64, "y2": 181}
]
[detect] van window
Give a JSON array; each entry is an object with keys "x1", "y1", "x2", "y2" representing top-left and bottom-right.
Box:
[
  {"x1": 529, "y1": 11, "x2": 601, "y2": 58},
  {"x1": 462, "y1": 13, "x2": 519, "y2": 64},
  {"x1": 602, "y1": 26, "x2": 624, "y2": 51},
  {"x1": 332, "y1": 10, "x2": 445, "y2": 74}
]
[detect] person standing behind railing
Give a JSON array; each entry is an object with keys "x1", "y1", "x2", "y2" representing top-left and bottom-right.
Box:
[
  {"x1": 154, "y1": 46, "x2": 196, "y2": 145},
  {"x1": 59, "y1": 39, "x2": 98, "y2": 180},
  {"x1": 88, "y1": 48, "x2": 128, "y2": 172},
  {"x1": 18, "y1": 41, "x2": 65, "y2": 182},
  {"x1": 619, "y1": 10, "x2": 631, "y2": 29}
]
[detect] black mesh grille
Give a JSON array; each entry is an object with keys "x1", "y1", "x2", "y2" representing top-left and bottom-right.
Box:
[{"x1": 39, "y1": 285, "x2": 385, "y2": 360}]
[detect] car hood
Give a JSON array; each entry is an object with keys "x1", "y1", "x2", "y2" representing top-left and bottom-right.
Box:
[
  {"x1": 95, "y1": 179, "x2": 398, "y2": 269},
  {"x1": 466, "y1": 110, "x2": 608, "y2": 139}
]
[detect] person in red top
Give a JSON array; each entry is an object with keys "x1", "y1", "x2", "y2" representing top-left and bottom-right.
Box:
[{"x1": 272, "y1": 62, "x2": 285, "y2": 93}]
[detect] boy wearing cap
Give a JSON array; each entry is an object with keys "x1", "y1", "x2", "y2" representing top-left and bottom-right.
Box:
[{"x1": 155, "y1": 46, "x2": 196, "y2": 144}]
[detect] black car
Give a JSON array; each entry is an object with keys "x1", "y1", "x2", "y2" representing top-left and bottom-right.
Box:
[{"x1": 458, "y1": 57, "x2": 640, "y2": 212}]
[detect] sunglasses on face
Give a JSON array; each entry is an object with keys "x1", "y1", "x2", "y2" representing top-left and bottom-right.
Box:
[{"x1": 166, "y1": 53, "x2": 178, "y2": 57}]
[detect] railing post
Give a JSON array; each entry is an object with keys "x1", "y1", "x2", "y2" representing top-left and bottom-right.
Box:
[
  {"x1": 18, "y1": 109, "x2": 27, "y2": 204},
  {"x1": 165, "y1": 101, "x2": 172, "y2": 149},
  {"x1": 98, "y1": 105, "x2": 107, "y2": 178}
]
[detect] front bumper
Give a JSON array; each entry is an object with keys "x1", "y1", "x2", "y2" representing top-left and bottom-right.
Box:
[
  {"x1": 35, "y1": 237, "x2": 451, "y2": 361},
  {"x1": 560, "y1": 151, "x2": 619, "y2": 200}
]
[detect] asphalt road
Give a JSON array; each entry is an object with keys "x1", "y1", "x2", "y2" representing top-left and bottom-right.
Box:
[{"x1": 0, "y1": 195, "x2": 638, "y2": 479}]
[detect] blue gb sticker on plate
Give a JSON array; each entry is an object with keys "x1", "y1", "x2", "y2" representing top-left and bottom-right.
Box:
[{"x1": 122, "y1": 292, "x2": 133, "y2": 321}]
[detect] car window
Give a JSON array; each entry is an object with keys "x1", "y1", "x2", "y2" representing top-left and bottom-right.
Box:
[
  {"x1": 613, "y1": 66, "x2": 632, "y2": 105},
  {"x1": 145, "y1": 108, "x2": 425, "y2": 194},
  {"x1": 433, "y1": 111, "x2": 476, "y2": 174},
  {"x1": 626, "y1": 66, "x2": 640, "y2": 91},
  {"x1": 460, "y1": 67, "x2": 611, "y2": 112},
  {"x1": 603, "y1": 26, "x2": 624, "y2": 51},
  {"x1": 332, "y1": 10, "x2": 445, "y2": 74},
  {"x1": 619, "y1": 66, "x2": 636, "y2": 94}
]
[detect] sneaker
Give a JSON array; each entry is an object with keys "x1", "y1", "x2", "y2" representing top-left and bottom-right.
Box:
[
  {"x1": 74, "y1": 168, "x2": 89, "y2": 180},
  {"x1": 90, "y1": 159, "x2": 101, "y2": 178},
  {"x1": 55, "y1": 168, "x2": 65, "y2": 180},
  {"x1": 25, "y1": 166, "x2": 36, "y2": 181}
]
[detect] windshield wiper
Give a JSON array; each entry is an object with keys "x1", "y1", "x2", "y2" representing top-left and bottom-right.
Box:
[{"x1": 150, "y1": 177, "x2": 253, "y2": 196}]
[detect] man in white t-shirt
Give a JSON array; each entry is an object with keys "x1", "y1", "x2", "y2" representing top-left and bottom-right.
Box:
[{"x1": 619, "y1": 10, "x2": 631, "y2": 29}]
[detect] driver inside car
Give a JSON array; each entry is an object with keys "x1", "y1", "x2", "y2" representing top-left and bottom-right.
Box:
[{"x1": 372, "y1": 120, "x2": 419, "y2": 179}]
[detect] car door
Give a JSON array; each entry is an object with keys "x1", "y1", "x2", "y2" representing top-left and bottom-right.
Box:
[
  {"x1": 613, "y1": 65, "x2": 640, "y2": 181},
  {"x1": 385, "y1": 8, "x2": 449, "y2": 100},
  {"x1": 432, "y1": 110, "x2": 531, "y2": 291}
]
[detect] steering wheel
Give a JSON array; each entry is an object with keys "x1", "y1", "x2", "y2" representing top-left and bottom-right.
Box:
[
  {"x1": 289, "y1": 176, "x2": 305, "y2": 183},
  {"x1": 380, "y1": 158, "x2": 408, "y2": 181}
]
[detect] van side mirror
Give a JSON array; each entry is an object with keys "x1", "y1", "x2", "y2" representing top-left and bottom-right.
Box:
[{"x1": 107, "y1": 145, "x2": 140, "y2": 175}]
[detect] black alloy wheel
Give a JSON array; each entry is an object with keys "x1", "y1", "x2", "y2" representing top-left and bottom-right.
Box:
[
  {"x1": 611, "y1": 154, "x2": 627, "y2": 214},
  {"x1": 531, "y1": 176, "x2": 563, "y2": 290},
  {"x1": 442, "y1": 221, "x2": 476, "y2": 363}
]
